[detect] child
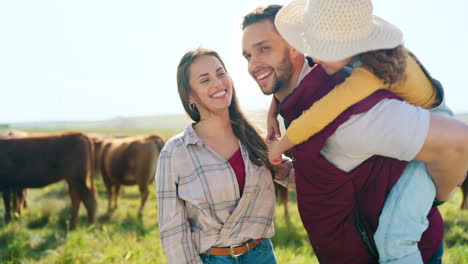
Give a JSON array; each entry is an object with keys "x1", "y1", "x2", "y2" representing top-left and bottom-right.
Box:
[
  {"x1": 272, "y1": 0, "x2": 458, "y2": 263},
  {"x1": 266, "y1": 48, "x2": 440, "y2": 166}
]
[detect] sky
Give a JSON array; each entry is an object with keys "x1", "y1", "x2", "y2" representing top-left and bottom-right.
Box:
[{"x1": 0, "y1": 0, "x2": 467, "y2": 124}]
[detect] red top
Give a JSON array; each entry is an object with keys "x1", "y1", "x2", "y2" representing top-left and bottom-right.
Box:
[{"x1": 228, "y1": 149, "x2": 245, "y2": 196}]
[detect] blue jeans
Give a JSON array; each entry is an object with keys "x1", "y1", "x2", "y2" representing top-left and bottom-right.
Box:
[
  {"x1": 426, "y1": 243, "x2": 443, "y2": 264},
  {"x1": 199, "y1": 238, "x2": 277, "y2": 264},
  {"x1": 374, "y1": 98, "x2": 452, "y2": 264},
  {"x1": 374, "y1": 161, "x2": 436, "y2": 264}
]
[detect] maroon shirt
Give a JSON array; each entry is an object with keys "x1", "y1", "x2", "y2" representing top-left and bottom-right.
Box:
[
  {"x1": 228, "y1": 149, "x2": 245, "y2": 196},
  {"x1": 279, "y1": 65, "x2": 443, "y2": 264}
]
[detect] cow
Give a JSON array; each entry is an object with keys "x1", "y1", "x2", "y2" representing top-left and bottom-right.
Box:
[
  {"x1": 0, "y1": 129, "x2": 29, "y2": 138},
  {"x1": 461, "y1": 174, "x2": 468, "y2": 209},
  {"x1": 0, "y1": 132, "x2": 97, "y2": 228},
  {"x1": 274, "y1": 182, "x2": 289, "y2": 216},
  {"x1": 90, "y1": 134, "x2": 129, "y2": 181},
  {"x1": 0, "y1": 129, "x2": 29, "y2": 221},
  {"x1": 98, "y1": 134, "x2": 165, "y2": 217},
  {"x1": 2, "y1": 188, "x2": 28, "y2": 221},
  {"x1": 89, "y1": 134, "x2": 105, "y2": 179}
]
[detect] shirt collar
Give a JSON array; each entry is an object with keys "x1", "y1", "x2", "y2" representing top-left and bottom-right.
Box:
[
  {"x1": 181, "y1": 123, "x2": 251, "y2": 165},
  {"x1": 297, "y1": 59, "x2": 313, "y2": 86},
  {"x1": 182, "y1": 123, "x2": 203, "y2": 146}
]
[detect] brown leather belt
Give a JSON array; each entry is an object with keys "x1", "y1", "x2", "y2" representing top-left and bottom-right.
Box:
[{"x1": 204, "y1": 238, "x2": 264, "y2": 258}]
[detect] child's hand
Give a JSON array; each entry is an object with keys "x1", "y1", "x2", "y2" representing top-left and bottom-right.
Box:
[
  {"x1": 268, "y1": 139, "x2": 283, "y2": 165},
  {"x1": 266, "y1": 114, "x2": 281, "y2": 144}
]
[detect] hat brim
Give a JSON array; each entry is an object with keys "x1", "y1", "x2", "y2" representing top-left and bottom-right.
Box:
[{"x1": 275, "y1": 0, "x2": 403, "y2": 61}]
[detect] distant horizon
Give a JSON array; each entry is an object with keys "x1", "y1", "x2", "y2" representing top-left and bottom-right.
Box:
[
  {"x1": 3, "y1": 109, "x2": 468, "y2": 127},
  {"x1": 1, "y1": 108, "x2": 273, "y2": 125}
]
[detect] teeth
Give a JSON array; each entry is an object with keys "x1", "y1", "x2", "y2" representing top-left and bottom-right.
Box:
[
  {"x1": 256, "y1": 71, "x2": 271, "y2": 80},
  {"x1": 212, "y1": 90, "x2": 226, "y2": 98}
]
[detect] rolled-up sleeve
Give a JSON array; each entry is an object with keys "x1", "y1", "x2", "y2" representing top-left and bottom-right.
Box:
[{"x1": 156, "y1": 144, "x2": 202, "y2": 264}]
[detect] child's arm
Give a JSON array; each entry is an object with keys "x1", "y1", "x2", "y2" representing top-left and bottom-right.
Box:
[
  {"x1": 287, "y1": 67, "x2": 386, "y2": 145},
  {"x1": 267, "y1": 68, "x2": 386, "y2": 164},
  {"x1": 266, "y1": 96, "x2": 281, "y2": 143}
]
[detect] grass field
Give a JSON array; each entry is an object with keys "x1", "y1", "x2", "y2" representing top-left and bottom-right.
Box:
[{"x1": 1, "y1": 128, "x2": 467, "y2": 264}]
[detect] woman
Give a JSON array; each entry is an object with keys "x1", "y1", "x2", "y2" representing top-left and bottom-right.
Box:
[{"x1": 156, "y1": 48, "x2": 294, "y2": 264}]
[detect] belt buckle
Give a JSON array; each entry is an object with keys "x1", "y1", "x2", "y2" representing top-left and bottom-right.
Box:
[{"x1": 230, "y1": 241, "x2": 249, "y2": 258}]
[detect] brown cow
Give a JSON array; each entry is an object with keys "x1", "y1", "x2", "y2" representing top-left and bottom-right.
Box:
[
  {"x1": 0, "y1": 132, "x2": 97, "y2": 228},
  {"x1": 1, "y1": 129, "x2": 29, "y2": 220},
  {"x1": 89, "y1": 134, "x2": 105, "y2": 179},
  {"x1": 0, "y1": 129, "x2": 29, "y2": 138},
  {"x1": 98, "y1": 134, "x2": 164, "y2": 217},
  {"x1": 274, "y1": 182, "x2": 289, "y2": 216},
  {"x1": 461, "y1": 173, "x2": 468, "y2": 209},
  {"x1": 2, "y1": 188, "x2": 28, "y2": 220},
  {"x1": 90, "y1": 134, "x2": 130, "y2": 182}
]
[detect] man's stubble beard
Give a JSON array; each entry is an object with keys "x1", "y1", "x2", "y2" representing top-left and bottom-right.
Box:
[{"x1": 262, "y1": 51, "x2": 293, "y2": 96}]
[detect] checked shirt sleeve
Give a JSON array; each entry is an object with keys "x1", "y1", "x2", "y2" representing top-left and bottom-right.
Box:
[
  {"x1": 273, "y1": 156, "x2": 296, "y2": 189},
  {"x1": 156, "y1": 144, "x2": 202, "y2": 264}
]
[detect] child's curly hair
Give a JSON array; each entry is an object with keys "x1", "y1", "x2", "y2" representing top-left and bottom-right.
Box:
[{"x1": 359, "y1": 45, "x2": 408, "y2": 87}]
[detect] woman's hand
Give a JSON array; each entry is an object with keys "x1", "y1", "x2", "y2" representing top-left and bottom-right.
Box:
[
  {"x1": 268, "y1": 135, "x2": 295, "y2": 165},
  {"x1": 268, "y1": 139, "x2": 283, "y2": 165}
]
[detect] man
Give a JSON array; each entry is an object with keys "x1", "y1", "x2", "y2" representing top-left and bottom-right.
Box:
[{"x1": 241, "y1": 5, "x2": 468, "y2": 264}]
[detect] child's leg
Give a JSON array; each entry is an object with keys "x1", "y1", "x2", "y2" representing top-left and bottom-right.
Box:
[{"x1": 374, "y1": 161, "x2": 435, "y2": 264}]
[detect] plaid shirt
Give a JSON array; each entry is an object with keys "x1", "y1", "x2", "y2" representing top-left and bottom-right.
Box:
[{"x1": 156, "y1": 125, "x2": 294, "y2": 264}]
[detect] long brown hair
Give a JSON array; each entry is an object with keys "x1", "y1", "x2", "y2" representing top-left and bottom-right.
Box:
[
  {"x1": 176, "y1": 48, "x2": 274, "y2": 174},
  {"x1": 359, "y1": 45, "x2": 408, "y2": 87}
]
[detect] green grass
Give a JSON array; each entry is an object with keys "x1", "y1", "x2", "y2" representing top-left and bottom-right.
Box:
[
  {"x1": 1, "y1": 181, "x2": 466, "y2": 264},
  {"x1": 1, "y1": 128, "x2": 467, "y2": 263}
]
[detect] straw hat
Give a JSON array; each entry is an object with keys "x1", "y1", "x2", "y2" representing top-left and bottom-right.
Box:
[{"x1": 275, "y1": 0, "x2": 403, "y2": 61}]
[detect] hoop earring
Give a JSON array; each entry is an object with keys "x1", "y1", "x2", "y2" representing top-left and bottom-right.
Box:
[{"x1": 189, "y1": 103, "x2": 196, "y2": 111}]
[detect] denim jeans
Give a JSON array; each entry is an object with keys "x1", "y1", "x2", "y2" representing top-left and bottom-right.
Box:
[
  {"x1": 374, "y1": 97, "x2": 452, "y2": 264},
  {"x1": 199, "y1": 238, "x2": 277, "y2": 264},
  {"x1": 426, "y1": 243, "x2": 443, "y2": 264},
  {"x1": 374, "y1": 160, "x2": 436, "y2": 264}
]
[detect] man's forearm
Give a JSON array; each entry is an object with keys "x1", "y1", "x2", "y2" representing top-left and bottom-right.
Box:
[{"x1": 414, "y1": 113, "x2": 468, "y2": 200}]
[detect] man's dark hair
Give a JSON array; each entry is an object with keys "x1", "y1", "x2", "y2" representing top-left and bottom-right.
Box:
[{"x1": 241, "y1": 5, "x2": 283, "y2": 30}]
